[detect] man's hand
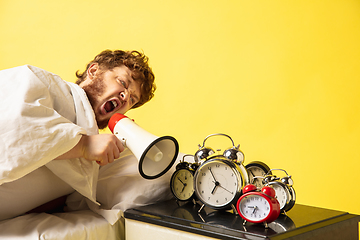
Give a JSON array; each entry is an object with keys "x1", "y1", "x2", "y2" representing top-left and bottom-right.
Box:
[
  {"x1": 81, "y1": 134, "x2": 124, "y2": 165},
  {"x1": 55, "y1": 134, "x2": 124, "y2": 166}
]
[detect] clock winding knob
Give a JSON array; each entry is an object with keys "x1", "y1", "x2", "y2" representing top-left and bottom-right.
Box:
[
  {"x1": 195, "y1": 147, "x2": 215, "y2": 161},
  {"x1": 223, "y1": 147, "x2": 244, "y2": 162}
]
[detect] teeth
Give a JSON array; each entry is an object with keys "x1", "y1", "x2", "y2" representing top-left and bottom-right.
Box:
[{"x1": 112, "y1": 100, "x2": 118, "y2": 108}]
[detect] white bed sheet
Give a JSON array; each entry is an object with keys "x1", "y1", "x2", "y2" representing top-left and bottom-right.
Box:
[{"x1": 0, "y1": 210, "x2": 124, "y2": 240}]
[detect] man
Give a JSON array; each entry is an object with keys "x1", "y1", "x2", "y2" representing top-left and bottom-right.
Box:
[
  {"x1": 56, "y1": 50, "x2": 156, "y2": 166},
  {"x1": 0, "y1": 49, "x2": 156, "y2": 220}
]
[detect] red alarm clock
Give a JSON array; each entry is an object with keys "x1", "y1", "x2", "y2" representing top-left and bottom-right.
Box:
[{"x1": 236, "y1": 184, "x2": 280, "y2": 227}]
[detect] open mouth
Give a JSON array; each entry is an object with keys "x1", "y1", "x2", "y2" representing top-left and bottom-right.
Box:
[{"x1": 101, "y1": 98, "x2": 121, "y2": 115}]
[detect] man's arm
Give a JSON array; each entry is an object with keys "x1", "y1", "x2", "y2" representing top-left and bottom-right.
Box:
[{"x1": 55, "y1": 134, "x2": 124, "y2": 166}]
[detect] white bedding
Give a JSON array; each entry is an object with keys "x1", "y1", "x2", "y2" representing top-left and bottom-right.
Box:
[
  {"x1": 0, "y1": 65, "x2": 181, "y2": 239},
  {"x1": 0, "y1": 210, "x2": 124, "y2": 240},
  {"x1": 0, "y1": 65, "x2": 99, "y2": 207},
  {"x1": 66, "y1": 148, "x2": 178, "y2": 225},
  {"x1": 0, "y1": 149, "x2": 179, "y2": 239}
]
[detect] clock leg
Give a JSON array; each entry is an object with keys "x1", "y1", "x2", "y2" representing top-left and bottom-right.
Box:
[
  {"x1": 264, "y1": 222, "x2": 269, "y2": 228},
  {"x1": 231, "y1": 204, "x2": 238, "y2": 215},
  {"x1": 198, "y1": 204, "x2": 205, "y2": 213},
  {"x1": 198, "y1": 212, "x2": 205, "y2": 223}
]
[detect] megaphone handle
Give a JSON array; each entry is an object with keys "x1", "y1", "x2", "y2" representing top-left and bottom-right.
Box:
[
  {"x1": 116, "y1": 135, "x2": 127, "y2": 147},
  {"x1": 113, "y1": 130, "x2": 127, "y2": 147}
]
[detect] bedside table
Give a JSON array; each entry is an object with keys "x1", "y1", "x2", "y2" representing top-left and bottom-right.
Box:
[{"x1": 124, "y1": 199, "x2": 359, "y2": 239}]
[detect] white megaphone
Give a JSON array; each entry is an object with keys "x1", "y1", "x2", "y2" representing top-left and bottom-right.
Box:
[{"x1": 108, "y1": 113, "x2": 179, "y2": 179}]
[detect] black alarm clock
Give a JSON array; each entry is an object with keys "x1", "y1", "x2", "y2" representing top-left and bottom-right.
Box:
[
  {"x1": 170, "y1": 155, "x2": 199, "y2": 202},
  {"x1": 245, "y1": 161, "x2": 271, "y2": 188}
]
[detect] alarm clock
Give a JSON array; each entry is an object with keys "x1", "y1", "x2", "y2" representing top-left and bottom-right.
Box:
[
  {"x1": 170, "y1": 155, "x2": 199, "y2": 202},
  {"x1": 193, "y1": 133, "x2": 249, "y2": 211},
  {"x1": 263, "y1": 169, "x2": 296, "y2": 213},
  {"x1": 194, "y1": 133, "x2": 245, "y2": 165},
  {"x1": 245, "y1": 161, "x2": 271, "y2": 188},
  {"x1": 236, "y1": 184, "x2": 280, "y2": 227}
]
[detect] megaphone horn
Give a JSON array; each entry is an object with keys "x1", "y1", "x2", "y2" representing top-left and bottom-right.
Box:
[{"x1": 108, "y1": 113, "x2": 179, "y2": 179}]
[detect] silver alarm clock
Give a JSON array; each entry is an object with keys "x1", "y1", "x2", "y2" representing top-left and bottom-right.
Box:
[
  {"x1": 193, "y1": 133, "x2": 249, "y2": 211},
  {"x1": 263, "y1": 169, "x2": 296, "y2": 213}
]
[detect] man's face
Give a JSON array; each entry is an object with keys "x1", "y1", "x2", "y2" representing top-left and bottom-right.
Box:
[{"x1": 80, "y1": 64, "x2": 141, "y2": 129}]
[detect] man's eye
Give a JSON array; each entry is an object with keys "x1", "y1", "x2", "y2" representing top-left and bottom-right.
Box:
[{"x1": 120, "y1": 80, "x2": 127, "y2": 88}]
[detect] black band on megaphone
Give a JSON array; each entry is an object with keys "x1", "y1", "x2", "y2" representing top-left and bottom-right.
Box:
[{"x1": 139, "y1": 135, "x2": 179, "y2": 179}]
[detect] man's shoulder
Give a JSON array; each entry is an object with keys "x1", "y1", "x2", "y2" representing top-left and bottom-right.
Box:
[
  {"x1": 0, "y1": 64, "x2": 43, "y2": 73},
  {"x1": 0, "y1": 65, "x2": 59, "y2": 81}
]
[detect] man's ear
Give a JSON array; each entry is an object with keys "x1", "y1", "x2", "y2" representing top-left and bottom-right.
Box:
[{"x1": 87, "y1": 63, "x2": 99, "y2": 80}]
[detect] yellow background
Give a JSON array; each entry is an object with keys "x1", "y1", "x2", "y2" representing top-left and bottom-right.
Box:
[{"x1": 1, "y1": 0, "x2": 360, "y2": 215}]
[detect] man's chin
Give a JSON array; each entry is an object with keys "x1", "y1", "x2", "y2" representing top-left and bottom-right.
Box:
[{"x1": 96, "y1": 116, "x2": 110, "y2": 130}]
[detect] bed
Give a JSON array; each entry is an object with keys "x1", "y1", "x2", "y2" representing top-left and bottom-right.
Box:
[
  {"x1": 0, "y1": 210, "x2": 124, "y2": 240},
  {"x1": 0, "y1": 149, "x2": 179, "y2": 240}
]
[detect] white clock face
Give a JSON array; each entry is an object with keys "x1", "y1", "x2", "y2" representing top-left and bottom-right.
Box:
[
  {"x1": 238, "y1": 194, "x2": 270, "y2": 222},
  {"x1": 247, "y1": 166, "x2": 267, "y2": 188},
  {"x1": 270, "y1": 183, "x2": 289, "y2": 210},
  {"x1": 194, "y1": 159, "x2": 241, "y2": 208},
  {"x1": 171, "y1": 169, "x2": 194, "y2": 201}
]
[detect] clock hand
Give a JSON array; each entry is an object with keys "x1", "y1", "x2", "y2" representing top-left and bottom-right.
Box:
[
  {"x1": 211, "y1": 181, "x2": 220, "y2": 194},
  {"x1": 215, "y1": 182, "x2": 234, "y2": 194},
  {"x1": 180, "y1": 183, "x2": 187, "y2": 193},
  {"x1": 211, "y1": 185, "x2": 217, "y2": 194},
  {"x1": 177, "y1": 177, "x2": 185, "y2": 186},
  {"x1": 252, "y1": 206, "x2": 258, "y2": 214},
  {"x1": 248, "y1": 206, "x2": 255, "y2": 209},
  {"x1": 209, "y1": 168, "x2": 217, "y2": 182},
  {"x1": 247, "y1": 206, "x2": 257, "y2": 214}
]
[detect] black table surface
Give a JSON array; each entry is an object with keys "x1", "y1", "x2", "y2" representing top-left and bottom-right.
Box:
[{"x1": 124, "y1": 199, "x2": 359, "y2": 240}]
